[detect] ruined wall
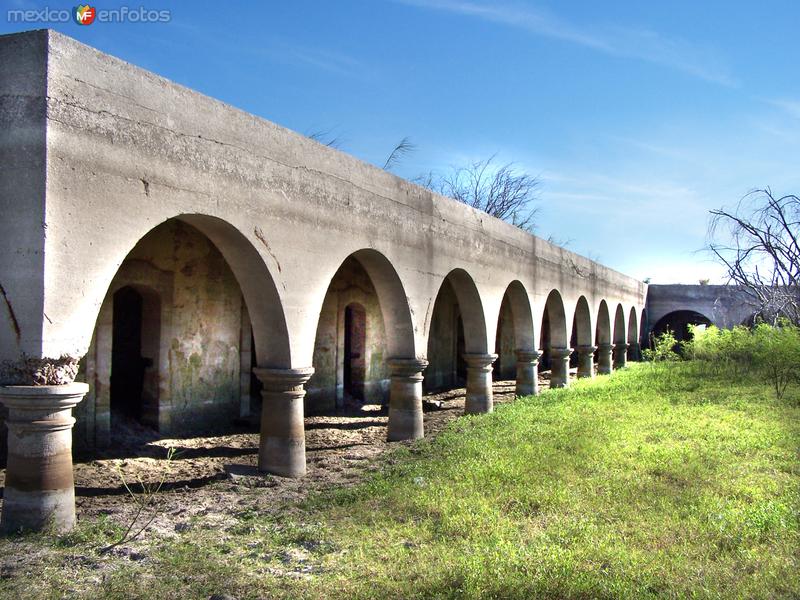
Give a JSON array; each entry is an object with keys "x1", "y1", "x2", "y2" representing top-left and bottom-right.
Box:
[
  {"x1": 75, "y1": 221, "x2": 244, "y2": 448},
  {"x1": 306, "y1": 258, "x2": 389, "y2": 413}
]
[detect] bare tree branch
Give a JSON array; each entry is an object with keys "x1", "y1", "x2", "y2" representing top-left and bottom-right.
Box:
[
  {"x1": 415, "y1": 156, "x2": 541, "y2": 232},
  {"x1": 708, "y1": 188, "x2": 800, "y2": 325}
]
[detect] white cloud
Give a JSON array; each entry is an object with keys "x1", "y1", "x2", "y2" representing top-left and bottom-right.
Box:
[{"x1": 394, "y1": 0, "x2": 737, "y2": 86}]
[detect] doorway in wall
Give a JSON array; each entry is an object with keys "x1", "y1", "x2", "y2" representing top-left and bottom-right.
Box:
[{"x1": 343, "y1": 303, "x2": 367, "y2": 401}]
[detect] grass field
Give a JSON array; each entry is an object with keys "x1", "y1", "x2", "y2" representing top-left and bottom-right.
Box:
[{"x1": 1, "y1": 362, "x2": 799, "y2": 599}]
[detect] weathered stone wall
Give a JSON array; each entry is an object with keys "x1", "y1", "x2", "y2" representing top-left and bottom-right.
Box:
[
  {"x1": 74, "y1": 221, "x2": 244, "y2": 448},
  {"x1": 306, "y1": 258, "x2": 389, "y2": 413}
]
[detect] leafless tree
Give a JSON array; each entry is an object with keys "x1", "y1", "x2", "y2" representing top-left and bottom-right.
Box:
[
  {"x1": 416, "y1": 156, "x2": 541, "y2": 232},
  {"x1": 708, "y1": 188, "x2": 800, "y2": 325}
]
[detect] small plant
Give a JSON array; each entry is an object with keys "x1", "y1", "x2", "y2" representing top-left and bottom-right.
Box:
[
  {"x1": 100, "y1": 447, "x2": 177, "y2": 553},
  {"x1": 642, "y1": 329, "x2": 681, "y2": 362}
]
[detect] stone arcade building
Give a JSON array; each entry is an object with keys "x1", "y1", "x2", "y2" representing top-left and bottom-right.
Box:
[{"x1": 0, "y1": 30, "x2": 648, "y2": 534}]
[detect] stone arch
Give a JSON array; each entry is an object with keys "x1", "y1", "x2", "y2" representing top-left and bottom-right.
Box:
[
  {"x1": 613, "y1": 303, "x2": 627, "y2": 345},
  {"x1": 425, "y1": 269, "x2": 488, "y2": 391},
  {"x1": 571, "y1": 296, "x2": 594, "y2": 377},
  {"x1": 78, "y1": 216, "x2": 290, "y2": 447},
  {"x1": 540, "y1": 289, "x2": 568, "y2": 352},
  {"x1": 627, "y1": 306, "x2": 639, "y2": 360},
  {"x1": 651, "y1": 309, "x2": 712, "y2": 344},
  {"x1": 306, "y1": 249, "x2": 416, "y2": 410},
  {"x1": 613, "y1": 303, "x2": 628, "y2": 368},
  {"x1": 571, "y1": 296, "x2": 593, "y2": 346},
  {"x1": 596, "y1": 300, "x2": 611, "y2": 346},
  {"x1": 494, "y1": 280, "x2": 535, "y2": 380}
]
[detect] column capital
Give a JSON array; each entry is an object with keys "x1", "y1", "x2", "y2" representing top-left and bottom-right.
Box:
[
  {"x1": 463, "y1": 353, "x2": 498, "y2": 371},
  {"x1": 253, "y1": 367, "x2": 314, "y2": 392},
  {"x1": 616, "y1": 342, "x2": 631, "y2": 350},
  {"x1": 387, "y1": 358, "x2": 429, "y2": 379},
  {"x1": 598, "y1": 343, "x2": 615, "y2": 352},
  {"x1": 575, "y1": 345, "x2": 598, "y2": 356},
  {"x1": 1, "y1": 383, "x2": 89, "y2": 434},
  {"x1": 549, "y1": 347, "x2": 574, "y2": 360},
  {"x1": 514, "y1": 349, "x2": 542, "y2": 363}
]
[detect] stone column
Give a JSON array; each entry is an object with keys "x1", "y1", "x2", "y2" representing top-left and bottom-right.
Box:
[
  {"x1": 253, "y1": 367, "x2": 313, "y2": 478},
  {"x1": 576, "y1": 345, "x2": 597, "y2": 379},
  {"x1": 514, "y1": 349, "x2": 541, "y2": 397},
  {"x1": 629, "y1": 342, "x2": 641, "y2": 362},
  {"x1": 0, "y1": 383, "x2": 88, "y2": 533},
  {"x1": 597, "y1": 343, "x2": 615, "y2": 375},
  {"x1": 386, "y1": 358, "x2": 428, "y2": 442},
  {"x1": 549, "y1": 347, "x2": 573, "y2": 388},
  {"x1": 463, "y1": 353, "x2": 498, "y2": 414},
  {"x1": 614, "y1": 343, "x2": 630, "y2": 369}
]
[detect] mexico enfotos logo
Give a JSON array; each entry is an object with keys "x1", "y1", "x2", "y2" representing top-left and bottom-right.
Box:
[{"x1": 7, "y1": 5, "x2": 172, "y2": 25}]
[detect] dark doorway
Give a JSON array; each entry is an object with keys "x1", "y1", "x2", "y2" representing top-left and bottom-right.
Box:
[
  {"x1": 111, "y1": 286, "x2": 159, "y2": 429},
  {"x1": 651, "y1": 310, "x2": 713, "y2": 344},
  {"x1": 111, "y1": 287, "x2": 146, "y2": 423},
  {"x1": 343, "y1": 303, "x2": 367, "y2": 401}
]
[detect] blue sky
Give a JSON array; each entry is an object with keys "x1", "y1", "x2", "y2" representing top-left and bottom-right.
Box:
[{"x1": 4, "y1": 1, "x2": 800, "y2": 283}]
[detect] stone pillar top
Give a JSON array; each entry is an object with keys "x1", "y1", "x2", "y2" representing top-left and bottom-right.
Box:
[
  {"x1": 253, "y1": 367, "x2": 314, "y2": 391},
  {"x1": 616, "y1": 342, "x2": 631, "y2": 349},
  {"x1": 462, "y1": 353, "x2": 498, "y2": 370},
  {"x1": 515, "y1": 349, "x2": 542, "y2": 362},
  {"x1": 549, "y1": 347, "x2": 574, "y2": 359},
  {"x1": 575, "y1": 345, "x2": 598, "y2": 354},
  {"x1": 597, "y1": 343, "x2": 615, "y2": 350},
  {"x1": 387, "y1": 357, "x2": 429, "y2": 375},
  {"x1": 0, "y1": 382, "x2": 89, "y2": 410}
]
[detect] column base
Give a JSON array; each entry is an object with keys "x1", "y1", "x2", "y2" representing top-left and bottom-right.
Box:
[
  {"x1": 514, "y1": 349, "x2": 541, "y2": 397},
  {"x1": 386, "y1": 358, "x2": 428, "y2": 442},
  {"x1": 253, "y1": 367, "x2": 313, "y2": 478},
  {"x1": 0, "y1": 383, "x2": 88, "y2": 534},
  {"x1": 549, "y1": 347, "x2": 573, "y2": 389},
  {"x1": 463, "y1": 353, "x2": 497, "y2": 414}
]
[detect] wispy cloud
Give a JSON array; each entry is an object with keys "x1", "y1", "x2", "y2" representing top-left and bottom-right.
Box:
[
  {"x1": 394, "y1": 0, "x2": 737, "y2": 86},
  {"x1": 766, "y1": 98, "x2": 800, "y2": 119}
]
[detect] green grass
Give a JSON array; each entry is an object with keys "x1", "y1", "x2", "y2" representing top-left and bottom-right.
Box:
[{"x1": 2, "y1": 362, "x2": 799, "y2": 599}]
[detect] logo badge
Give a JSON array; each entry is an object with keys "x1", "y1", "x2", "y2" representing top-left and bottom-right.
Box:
[{"x1": 73, "y1": 5, "x2": 96, "y2": 25}]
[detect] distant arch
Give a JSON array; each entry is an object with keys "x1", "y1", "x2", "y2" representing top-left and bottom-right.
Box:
[
  {"x1": 540, "y1": 289, "x2": 567, "y2": 371},
  {"x1": 596, "y1": 299, "x2": 611, "y2": 346},
  {"x1": 651, "y1": 309, "x2": 712, "y2": 344},
  {"x1": 627, "y1": 306, "x2": 639, "y2": 360},
  {"x1": 572, "y1": 296, "x2": 593, "y2": 347},
  {"x1": 613, "y1": 303, "x2": 626, "y2": 345}
]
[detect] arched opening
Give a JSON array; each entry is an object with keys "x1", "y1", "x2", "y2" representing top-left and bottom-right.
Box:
[
  {"x1": 651, "y1": 310, "x2": 713, "y2": 344},
  {"x1": 426, "y1": 269, "x2": 487, "y2": 392},
  {"x1": 571, "y1": 296, "x2": 593, "y2": 376},
  {"x1": 627, "y1": 307, "x2": 639, "y2": 361},
  {"x1": 110, "y1": 286, "x2": 161, "y2": 429},
  {"x1": 613, "y1": 304, "x2": 626, "y2": 345},
  {"x1": 307, "y1": 250, "x2": 415, "y2": 413},
  {"x1": 595, "y1": 299, "x2": 612, "y2": 373},
  {"x1": 75, "y1": 216, "x2": 289, "y2": 449},
  {"x1": 493, "y1": 281, "x2": 535, "y2": 381},
  {"x1": 539, "y1": 290, "x2": 568, "y2": 386}
]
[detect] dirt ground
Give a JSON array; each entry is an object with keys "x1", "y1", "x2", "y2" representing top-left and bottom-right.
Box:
[{"x1": 0, "y1": 378, "x2": 554, "y2": 539}]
